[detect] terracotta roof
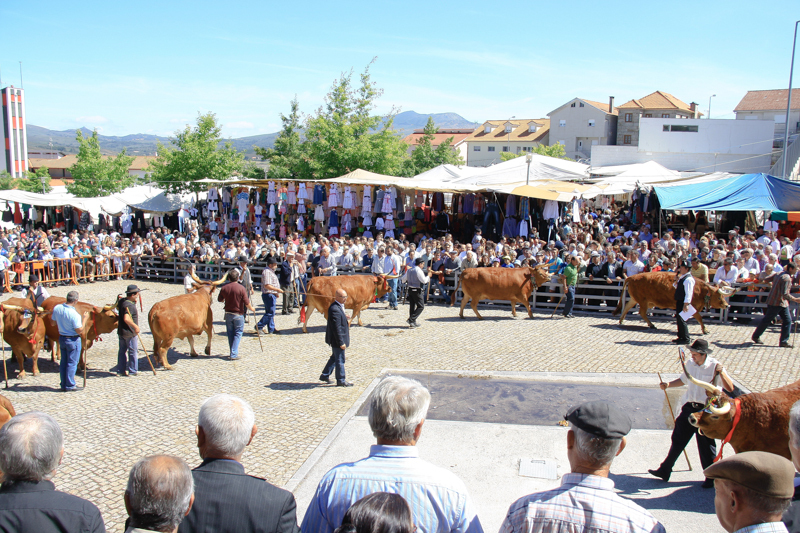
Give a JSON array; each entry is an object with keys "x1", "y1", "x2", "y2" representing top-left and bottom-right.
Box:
[
  {"x1": 466, "y1": 119, "x2": 550, "y2": 143},
  {"x1": 581, "y1": 99, "x2": 618, "y2": 116},
  {"x1": 402, "y1": 130, "x2": 474, "y2": 147},
  {"x1": 734, "y1": 89, "x2": 800, "y2": 112},
  {"x1": 27, "y1": 155, "x2": 156, "y2": 170},
  {"x1": 617, "y1": 91, "x2": 693, "y2": 112}
]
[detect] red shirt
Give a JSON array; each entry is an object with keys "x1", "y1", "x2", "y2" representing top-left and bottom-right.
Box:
[{"x1": 217, "y1": 282, "x2": 250, "y2": 315}]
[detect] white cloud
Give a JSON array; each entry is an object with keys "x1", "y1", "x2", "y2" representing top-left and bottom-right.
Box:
[{"x1": 75, "y1": 115, "x2": 109, "y2": 124}]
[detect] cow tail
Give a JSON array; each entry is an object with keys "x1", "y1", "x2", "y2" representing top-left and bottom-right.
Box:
[
  {"x1": 451, "y1": 275, "x2": 461, "y2": 306},
  {"x1": 612, "y1": 278, "x2": 629, "y2": 316}
]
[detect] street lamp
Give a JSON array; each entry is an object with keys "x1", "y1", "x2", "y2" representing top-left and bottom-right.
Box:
[
  {"x1": 525, "y1": 152, "x2": 533, "y2": 185},
  {"x1": 40, "y1": 175, "x2": 46, "y2": 194},
  {"x1": 783, "y1": 20, "x2": 800, "y2": 179},
  {"x1": 507, "y1": 115, "x2": 515, "y2": 154},
  {"x1": 708, "y1": 94, "x2": 716, "y2": 120}
]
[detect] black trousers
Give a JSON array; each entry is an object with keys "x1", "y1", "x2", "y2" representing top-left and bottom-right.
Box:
[
  {"x1": 408, "y1": 287, "x2": 424, "y2": 323},
  {"x1": 675, "y1": 303, "x2": 690, "y2": 342},
  {"x1": 752, "y1": 305, "x2": 792, "y2": 344},
  {"x1": 660, "y1": 402, "x2": 716, "y2": 472}
]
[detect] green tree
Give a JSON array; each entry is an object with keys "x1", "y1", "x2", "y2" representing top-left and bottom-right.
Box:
[
  {"x1": 67, "y1": 129, "x2": 135, "y2": 197},
  {"x1": 148, "y1": 112, "x2": 244, "y2": 194},
  {"x1": 302, "y1": 62, "x2": 408, "y2": 179},
  {"x1": 402, "y1": 116, "x2": 465, "y2": 176},
  {"x1": 500, "y1": 144, "x2": 570, "y2": 162},
  {"x1": 17, "y1": 166, "x2": 53, "y2": 193},
  {"x1": 0, "y1": 171, "x2": 15, "y2": 191},
  {"x1": 254, "y1": 97, "x2": 309, "y2": 180}
]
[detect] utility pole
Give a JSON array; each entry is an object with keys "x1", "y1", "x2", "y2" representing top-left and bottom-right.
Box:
[{"x1": 783, "y1": 20, "x2": 800, "y2": 179}]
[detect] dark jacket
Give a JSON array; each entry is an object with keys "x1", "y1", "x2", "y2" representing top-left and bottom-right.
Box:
[
  {"x1": 325, "y1": 301, "x2": 350, "y2": 348},
  {"x1": 0, "y1": 480, "x2": 105, "y2": 533},
  {"x1": 278, "y1": 261, "x2": 292, "y2": 287},
  {"x1": 178, "y1": 458, "x2": 299, "y2": 533},
  {"x1": 783, "y1": 485, "x2": 800, "y2": 532}
]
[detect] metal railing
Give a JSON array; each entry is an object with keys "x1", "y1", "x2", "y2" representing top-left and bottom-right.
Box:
[{"x1": 771, "y1": 135, "x2": 800, "y2": 180}]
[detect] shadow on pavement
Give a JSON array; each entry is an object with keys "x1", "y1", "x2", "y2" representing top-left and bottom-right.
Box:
[
  {"x1": 610, "y1": 473, "x2": 714, "y2": 512},
  {"x1": 4, "y1": 384, "x2": 58, "y2": 393},
  {"x1": 267, "y1": 382, "x2": 325, "y2": 391}
]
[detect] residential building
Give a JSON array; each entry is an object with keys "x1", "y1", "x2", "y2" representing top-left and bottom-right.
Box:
[
  {"x1": 401, "y1": 128, "x2": 474, "y2": 161},
  {"x1": 616, "y1": 90, "x2": 699, "y2": 147},
  {"x1": 591, "y1": 117, "x2": 773, "y2": 173},
  {"x1": 734, "y1": 89, "x2": 800, "y2": 145},
  {"x1": 27, "y1": 155, "x2": 157, "y2": 179},
  {"x1": 1, "y1": 86, "x2": 28, "y2": 178},
  {"x1": 27, "y1": 149, "x2": 66, "y2": 159},
  {"x1": 547, "y1": 97, "x2": 617, "y2": 160},
  {"x1": 464, "y1": 119, "x2": 550, "y2": 167}
]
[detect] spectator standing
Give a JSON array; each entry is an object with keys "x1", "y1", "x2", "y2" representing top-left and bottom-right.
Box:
[
  {"x1": 217, "y1": 269, "x2": 255, "y2": 360},
  {"x1": 318, "y1": 289, "x2": 352, "y2": 387},
  {"x1": 116, "y1": 285, "x2": 141, "y2": 377},
  {"x1": 52, "y1": 290, "x2": 89, "y2": 392},
  {"x1": 125, "y1": 455, "x2": 194, "y2": 533},
  {"x1": 256, "y1": 256, "x2": 282, "y2": 335},
  {"x1": 752, "y1": 262, "x2": 800, "y2": 348},
  {"x1": 560, "y1": 254, "x2": 580, "y2": 318},
  {"x1": 406, "y1": 257, "x2": 429, "y2": 328},
  {"x1": 21, "y1": 274, "x2": 50, "y2": 307}
]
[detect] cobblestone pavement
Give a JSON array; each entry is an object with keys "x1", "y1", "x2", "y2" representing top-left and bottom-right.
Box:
[{"x1": 1, "y1": 279, "x2": 796, "y2": 531}]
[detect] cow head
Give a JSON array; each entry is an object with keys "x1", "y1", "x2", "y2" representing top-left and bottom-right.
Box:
[
  {"x1": 678, "y1": 348, "x2": 736, "y2": 438},
  {"x1": 1, "y1": 303, "x2": 43, "y2": 337},
  {"x1": 527, "y1": 266, "x2": 551, "y2": 288},
  {"x1": 92, "y1": 303, "x2": 119, "y2": 334},
  {"x1": 700, "y1": 282, "x2": 737, "y2": 310},
  {"x1": 190, "y1": 268, "x2": 228, "y2": 294},
  {"x1": 373, "y1": 274, "x2": 398, "y2": 298}
]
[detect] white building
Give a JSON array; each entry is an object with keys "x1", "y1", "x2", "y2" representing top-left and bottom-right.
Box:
[
  {"x1": 465, "y1": 119, "x2": 550, "y2": 167},
  {"x1": 591, "y1": 117, "x2": 774, "y2": 174},
  {"x1": 547, "y1": 97, "x2": 617, "y2": 160}
]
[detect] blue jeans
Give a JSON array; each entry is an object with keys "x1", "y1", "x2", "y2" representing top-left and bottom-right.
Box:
[
  {"x1": 321, "y1": 345, "x2": 346, "y2": 383},
  {"x1": 117, "y1": 336, "x2": 138, "y2": 374},
  {"x1": 752, "y1": 305, "x2": 792, "y2": 344},
  {"x1": 387, "y1": 278, "x2": 399, "y2": 307},
  {"x1": 59, "y1": 336, "x2": 82, "y2": 391},
  {"x1": 563, "y1": 285, "x2": 576, "y2": 316},
  {"x1": 296, "y1": 276, "x2": 307, "y2": 306},
  {"x1": 225, "y1": 313, "x2": 245, "y2": 358},
  {"x1": 257, "y1": 293, "x2": 277, "y2": 333}
]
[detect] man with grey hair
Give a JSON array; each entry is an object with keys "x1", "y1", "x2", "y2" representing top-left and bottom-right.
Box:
[
  {"x1": 51, "y1": 290, "x2": 90, "y2": 391},
  {"x1": 0, "y1": 411, "x2": 105, "y2": 532},
  {"x1": 500, "y1": 401, "x2": 665, "y2": 533},
  {"x1": 302, "y1": 376, "x2": 482, "y2": 533},
  {"x1": 178, "y1": 394, "x2": 299, "y2": 533},
  {"x1": 125, "y1": 455, "x2": 194, "y2": 533}
]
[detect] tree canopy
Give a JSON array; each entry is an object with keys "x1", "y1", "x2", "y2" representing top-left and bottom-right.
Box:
[
  {"x1": 67, "y1": 130, "x2": 135, "y2": 197},
  {"x1": 254, "y1": 97, "x2": 308, "y2": 180},
  {"x1": 17, "y1": 166, "x2": 53, "y2": 194},
  {"x1": 500, "y1": 144, "x2": 570, "y2": 162},
  {"x1": 148, "y1": 112, "x2": 244, "y2": 194},
  {"x1": 0, "y1": 171, "x2": 15, "y2": 191},
  {"x1": 401, "y1": 116, "x2": 465, "y2": 176}
]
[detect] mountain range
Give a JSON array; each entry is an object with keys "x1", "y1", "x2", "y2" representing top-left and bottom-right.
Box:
[{"x1": 26, "y1": 111, "x2": 478, "y2": 158}]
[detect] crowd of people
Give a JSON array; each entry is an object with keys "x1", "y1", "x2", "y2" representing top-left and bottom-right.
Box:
[{"x1": 2, "y1": 377, "x2": 800, "y2": 533}]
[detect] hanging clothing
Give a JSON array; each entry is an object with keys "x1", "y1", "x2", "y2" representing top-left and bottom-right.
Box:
[
  {"x1": 505, "y1": 195, "x2": 517, "y2": 217},
  {"x1": 381, "y1": 189, "x2": 393, "y2": 213},
  {"x1": 267, "y1": 181, "x2": 277, "y2": 204},
  {"x1": 543, "y1": 200, "x2": 559, "y2": 221},
  {"x1": 268, "y1": 205, "x2": 276, "y2": 219},
  {"x1": 362, "y1": 186, "x2": 373, "y2": 212},
  {"x1": 208, "y1": 187, "x2": 219, "y2": 200},
  {"x1": 329, "y1": 184, "x2": 340, "y2": 207},
  {"x1": 572, "y1": 199, "x2": 581, "y2": 223},
  {"x1": 342, "y1": 186, "x2": 353, "y2": 209},
  {"x1": 298, "y1": 182, "x2": 309, "y2": 200},
  {"x1": 297, "y1": 199, "x2": 307, "y2": 214},
  {"x1": 287, "y1": 182, "x2": 297, "y2": 204},
  {"x1": 236, "y1": 192, "x2": 249, "y2": 214},
  {"x1": 313, "y1": 185, "x2": 325, "y2": 205},
  {"x1": 314, "y1": 205, "x2": 324, "y2": 222},
  {"x1": 297, "y1": 216, "x2": 305, "y2": 232}
]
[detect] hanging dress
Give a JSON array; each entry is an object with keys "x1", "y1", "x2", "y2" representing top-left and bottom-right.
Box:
[
  {"x1": 342, "y1": 186, "x2": 353, "y2": 209},
  {"x1": 297, "y1": 199, "x2": 307, "y2": 214},
  {"x1": 314, "y1": 205, "x2": 324, "y2": 222},
  {"x1": 313, "y1": 185, "x2": 325, "y2": 205},
  {"x1": 298, "y1": 182, "x2": 309, "y2": 200},
  {"x1": 297, "y1": 216, "x2": 305, "y2": 232},
  {"x1": 362, "y1": 185, "x2": 373, "y2": 212},
  {"x1": 328, "y1": 184, "x2": 340, "y2": 207},
  {"x1": 287, "y1": 182, "x2": 297, "y2": 204},
  {"x1": 381, "y1": 188, "x2": 393, "y2": 213},
  {"x1": 267, "y1": 181, "x2": 277, "y2": 204},
  {"x1": 268, "y1": 204, "x2": 276, "y2": 219}
]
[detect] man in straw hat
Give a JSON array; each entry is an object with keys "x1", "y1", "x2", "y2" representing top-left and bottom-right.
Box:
[
  {"x1": 115, "y1": 284, "x2": 142, "y2": 377},
  {"x1": 649, "y1": 339, "x2": 734, "y2": 488}
]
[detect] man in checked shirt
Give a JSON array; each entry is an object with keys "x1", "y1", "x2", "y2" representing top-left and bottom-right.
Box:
[{"x1": 500, "y1": 401, "x2": 665, "y2": 533}]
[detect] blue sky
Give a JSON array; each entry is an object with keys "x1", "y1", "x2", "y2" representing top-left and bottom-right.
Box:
[{"x1": 1, "y1": 0, "x2": 797, "y2": 140}]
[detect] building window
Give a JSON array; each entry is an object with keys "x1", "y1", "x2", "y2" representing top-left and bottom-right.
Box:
[
  {"x1": 484, "y1": 125, "x2": 492, "y2": 133},
  {"x1": 579, "y1": 103, "x2": 584, "y2": 107},
  {"x1": 662, "y1": 113, "x2": 669, "y2": 118},
  {"x1": 558, "y1": 140, "x2": 565, "y2": 146},
  {"x1": 588, "y1": 119, "x2": 595, "y2": 127},
  {"x1": 571, "y1": 103, "x2": 576, "y2": 107},
  {"x1": 521, "y1": 146, "x2": 532, "y2": 152},
  {"x1": 473, "y1": 146, "x2": 481, "y2": 151},
  {"x1": 623, "y1": 135, "x2": 632, "y2": 144},
  {"x1": 502, "y1": 146, "x2": 509, "y2": 152},
  {"x1": 559, "y1": 120, "x2": 566, "y2": 127},
  {"x1": 664, "y1": 125, "x2": 699, "y2": 133},
  {"x1": 644, "y1": 113, "x2": 652, "y2": 118},
  {"x1": 505, "y1": 125, "x2": 512, "y2": 133},
  {"x1": 624, "y1": 113, "x2": 632, "y2": 122},
  {"x1": 488, "y1": 146, "x2": 495, "y2": 152},
  {"x1": 516, "y1": 146, "x2": 521, "y2": 153}
]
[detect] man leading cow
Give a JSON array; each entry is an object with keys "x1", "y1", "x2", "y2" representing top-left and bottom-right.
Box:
[
  {"x1": 51, "y1": 291, "x2": 90, "y2": 392},
  {"x1": 115, "y1": 284, "x2": 142, "y2": 377}
]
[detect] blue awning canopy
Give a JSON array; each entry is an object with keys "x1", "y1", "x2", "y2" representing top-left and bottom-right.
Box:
[{"x1": 653, "y1": 173, "x2": 800, "y2": 211}]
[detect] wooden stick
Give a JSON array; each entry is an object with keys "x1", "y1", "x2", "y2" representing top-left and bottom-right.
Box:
[
  {"x1": 253, "y1": 309, "x2": 264, "y2": 352},
  {"x1": 658, "y1": 371, "x2": 693, "y2": 471},
  {"x1": 137, "y1": 334, "x2": 157, "y2": 376},
  {"x1": 550, "y1": 294, "x2": 565, "y2": 318},
  {"x1": 83, "y1": 349, "x2": 87, "y2": 388},
  {"x1": 2, "y1": 341, "x2": 7, "y2": 389}
]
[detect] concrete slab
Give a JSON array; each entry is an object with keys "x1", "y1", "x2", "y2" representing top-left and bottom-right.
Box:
[{"x1": 290, "y1": 372, "x2": 728, "y2": 533}]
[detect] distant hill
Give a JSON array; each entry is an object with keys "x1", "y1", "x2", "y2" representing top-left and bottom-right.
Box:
[{"x1": 26, "y1": 111, "x2": 477, "y2": 158}]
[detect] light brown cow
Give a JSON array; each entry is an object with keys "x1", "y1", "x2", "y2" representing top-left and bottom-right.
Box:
[
  {"x1": 0, "y1": 394, "x2": 15, "y2": 429},
  {"x1": 41, "y1": 297, "x2": 118, "y2": 369},
  {"x1": 613, "y1": 272, "x2": 735, "y2": 334},
  {"x1": 1, "y1": 298, "x2": 47, "y2": 378},
  {"x1": 458, "y1": 266, "x2": 551, "y2": 320},
  {"x1": 148, "y1": 269, "x2": 227, "y2": 369},
  {"x1": 300, "y1": 274, "x2": 395, "y2": 333}
]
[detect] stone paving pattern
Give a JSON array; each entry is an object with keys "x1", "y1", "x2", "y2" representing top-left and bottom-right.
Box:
[{"x1": 1, "y1": 279, "x2": 796, "y2": 531}]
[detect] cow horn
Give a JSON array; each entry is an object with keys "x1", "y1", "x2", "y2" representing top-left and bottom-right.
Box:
[
  {"x1": 707, "y1": 398, "x2": 732, "y2": 416},
  {"x1": 384, "y1": 274, "x2": 400, "y2": 279},
  {"x1": 1, "y1": 304, "x2": 23, "y2": 311},
  {"x1": 211, "y1": 272, "x2": 229, "y2": 286},
  {"x1": 102, "y1": 303, "x2": 115, "y2": 311},
  {"x1": 190, "y1": 267, "x2": 202, "y2": 284},
  {"x1": 679, "y1": 351, "x2": 723, "y2": 396},
  {"x1": 718, "y1": 286, "x2": 737, "y2": 296}
]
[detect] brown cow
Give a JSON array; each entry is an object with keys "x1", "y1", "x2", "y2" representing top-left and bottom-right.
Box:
[
  {"x1": 0, "y1": 298, "x2": 47, "y2": 378},
  {"x1": 41, "y1": 296, "x2": 118, "y2": 369},
  {"x1": 0, "y1": 394, "x2": 15, "y2": 429},
  {"x1": 458, "y1": 266, "x2": 551, "y2": 320},
  {"x1": 148, "y1": 269, "x2": 227, "y2": 369},
  {"x1": 300, "y1": 274, "x2": 395, "y2": 333},
  {"x1": 682, "y1": 361, "x2": 800, "y2": 460},
  {"x1": 613, "y1": 272, "x2": 736, "y2": 334}
]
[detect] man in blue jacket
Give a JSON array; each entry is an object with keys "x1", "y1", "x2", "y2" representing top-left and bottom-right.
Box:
[{"x1": 319, "y1": 289, "x2": 352, "y2": 387}]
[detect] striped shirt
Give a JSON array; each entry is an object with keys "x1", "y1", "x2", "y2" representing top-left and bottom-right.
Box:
[
  {"x1": 766, "y1": 271, "x2": 793, "y2": 308},
  {"x1": 301, "y1": 445, "x2": 483, "y2": 533},
  {"x1": 261, "y1": 267, "x2": 280, "y2": 295},
  {"x1": 735, "y1": 523, "x2": 789, "y2": 533},
  {"x1": 499, "y1": 473, "x2": 665, "y2": 533}
]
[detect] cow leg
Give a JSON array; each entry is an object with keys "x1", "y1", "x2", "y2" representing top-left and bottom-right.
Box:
[
  {"x1": 31, "y1": 351, "x2": 40, "y2": 377},
  {"x1": 522, "y1": 296, "x2": 533, "y2": 319},
  {"x1": 157, "y1": 338, "x2": 173, "y2": 370},
  {"x1": 187, "y1": 335, "x2": 199, "y2": 357},
  {"x1": 638, "y1": 303, "x2": 657, "y2": 330},
  {"x1": 14, "y1": 350, "x2": 26, "y2": 379},
  {"x1": 470, "y1": 297, "x2": 484, "y2": 320},
  {"x1": 694, "y1": 312, "x2": 708, "y2": 335},
  {"x1": 204, "y1": 310, "x2": 213, "y2": 355},
  {"x1": 617, "y1": 298, "x2": 639, "y2": 326},
  {"x1": 509, "y1": 298, "x2": 518, "y2": 318},
  {"x1": 459, "y1": 294, "x2": 470, "y2": 319},
  {"x1": 351, "y1": 304, "x2": 363, "y2": 327},
  {"x1": 302, "y1": 306, "x2": 315, "y2": 333}
]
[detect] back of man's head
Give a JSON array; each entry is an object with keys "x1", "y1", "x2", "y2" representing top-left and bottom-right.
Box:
[
  {"x1": 198, "y1": 394, "x2": 255, "y2": 458},
  {"x1": 0, "y1": 411, "x2": 63, "y2": 482},
  {"x1": 126, "y1": 455, "x2": 194, "y2": 532},
  {"x1": 571, "y1": 426, "x2": 623, "y2": 468},
  {"x1": 227, "y1": 268, "x2": 240, "y2": 282},
  {"x1": 66, "y1": 291, "x2": 79, "y2": 304},
  {"x1": 368, "y1": 376, "x2": 431, "y2": 443}
]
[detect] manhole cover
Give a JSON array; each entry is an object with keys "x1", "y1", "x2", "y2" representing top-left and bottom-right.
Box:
[{"x1": 519, "y1": 458, "x2": 558, "y2": 479}]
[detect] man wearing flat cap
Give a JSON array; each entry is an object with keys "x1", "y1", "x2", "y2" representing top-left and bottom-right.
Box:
[
  {"x1": 500, "y1": 400, "x2": 665, "y2": 533},
  {"x1": 115, "y1": 285, "x2": 142, "y2": 376},
  {"x1": 706, "y1": 451, "x2": 795, "y2": 533},
  {"x1": 649, "y1": 339, "x2": 734, "y2": 488},
  {"x1": 405, "y1": 257, "x2": 430, "y2": 328}
]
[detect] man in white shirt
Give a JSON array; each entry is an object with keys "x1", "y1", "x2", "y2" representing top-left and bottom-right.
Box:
[
  {"x1": 740, "y1": 248, "x2": 760, "y2": 275},
  {"x1": 713, "y1": 258, "x2": 739, "y2": 287},
  {"x1": 622, "y1": 251, "x2": 644, "y2": 279}
]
